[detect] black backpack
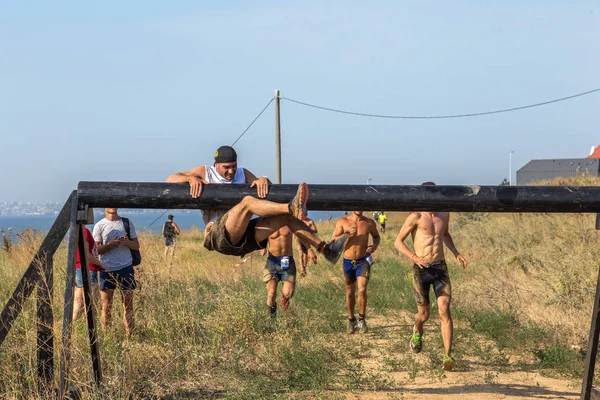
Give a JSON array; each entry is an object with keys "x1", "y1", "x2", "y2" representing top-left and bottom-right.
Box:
[
  {"x1": 122, "y1": 217, "x2": 142, "y2": 266},
  {"x1": 163, "y1": 221, "x2": 176, "y2": 238}
]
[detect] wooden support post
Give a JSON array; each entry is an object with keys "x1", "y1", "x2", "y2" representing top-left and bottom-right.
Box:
[
  {"x1": 58, "y1": 194, "x2": 79, "y2": 399},
  {"x1": 77, "y1": 224, "x2": 102, "y2": 386},
  {"x1": 0, "y1": 191, "x2": 73, "y2": 347},
  {"x1": 36, "y1": 256, "x2": 53, "y2": 387},
  {"x1": 582, "y1": 265, "x2": 600, "y2": 399}
]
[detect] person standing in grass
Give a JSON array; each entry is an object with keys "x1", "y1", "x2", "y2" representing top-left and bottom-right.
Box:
[
  {"x1": 73, "y1": 225, "x2": 106, "y2": 320},
  {"x1": 394, "y1": 182, "x2": 468, "y2": 371},
  {"x1": 162, "y1": 214, "x2": 180, "y2": 272},
  {"x1": 331, "y1": 211, "x2": 380, "y2": 334},
  {"x1": 166, "y1": 145, "x2": 348, "y2": 264},
  {"x1": 93, "y1": 208, "x2": 140, "y2": 336},
  {"x1": 259, "y1": 225, "x2": 314, "y2": 319}
]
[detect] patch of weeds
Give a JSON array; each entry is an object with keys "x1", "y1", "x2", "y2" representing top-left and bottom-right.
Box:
[
  {"x1": 533, "y1": 344, "x2": 584, "y2": 378},
  {"x1": 463, "y1": 309, "x2": 548, "y2": 350},
  {"x1": 382, "y1": 354, "x2": 403, "y2": 372},
  {"x1": 483, "y1": 371, "x2": 498, "y2": 385}
]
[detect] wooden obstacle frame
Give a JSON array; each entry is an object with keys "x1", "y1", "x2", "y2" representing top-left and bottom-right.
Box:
[{"x1": 2, "y1": 181, "x2": 600, "y2": 399}]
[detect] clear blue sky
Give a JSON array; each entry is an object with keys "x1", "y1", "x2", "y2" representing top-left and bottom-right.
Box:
[{"x1": 1, "y1": 1, "x2": 599, "y2": 202}]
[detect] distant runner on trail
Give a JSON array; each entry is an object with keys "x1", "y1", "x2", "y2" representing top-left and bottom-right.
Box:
[
  {"x1": 378, "y1": 212, "x2": 387, "y2": 233},
  {"x1": 394, "y1": 182, "x2": 468, "y2": 372},
  {"x1": 331, "y1": 211, "x2": 380, "y2": 334},
  {"x1": 166, "y1": 145, "x2": 348, "y2": 263},
  {"x1": 297, "y1": 216, "x2": 318, "y2": 277}
]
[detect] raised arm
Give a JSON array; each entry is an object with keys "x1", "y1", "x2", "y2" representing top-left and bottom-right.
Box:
[
  {"x1": 443, "y1": 215, "x2": 467, "y2": 268},
  {"x1": 244, "y1": 169, "x2": 271, "y2": 198},
  {"x1": 331, "y1": 219, "x2": 346, "y2": 241},
  {"x1": 166, "y1": 165, "x2": 207, "y2": 198}
]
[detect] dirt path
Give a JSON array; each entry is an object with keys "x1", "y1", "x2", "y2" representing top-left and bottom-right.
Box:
[{"x1": 340, "y1": 313, "x2": 580, "y2": 400}]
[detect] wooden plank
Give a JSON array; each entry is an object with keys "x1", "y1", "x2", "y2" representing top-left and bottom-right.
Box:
[
  {"x1": 77, "y1": 224, "x2": 102, "y2": 386},
  {"x1": 0, "y1": 191, "x2": 73, "y2": 346},
  {"x1": 58, "y1": 195, "x2": 78, "y2": 399},
  {"x1": 36, "y1": 256, "x2": 53, "y2": 386},
  {"x1": 581, "y1": 267, "x2": 600, "y2": 399},
  {"x1": 78, "y1": 182, "x2": 600, "y2": 213}
]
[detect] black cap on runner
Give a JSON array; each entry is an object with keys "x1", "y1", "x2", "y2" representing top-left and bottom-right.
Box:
[{"x1": 214, "y1": 146, "x2": 237, "y2": 163}]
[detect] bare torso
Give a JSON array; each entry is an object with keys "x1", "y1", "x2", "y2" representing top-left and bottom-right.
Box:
[
  {"x1": 267, "y1": 226, "x2": 294, "y2": 257},
  {"x1": 411, "y1": 212, "x2": 449, "y2": 262},
  {"x1": 338, "y1": 215, "x2": 377, "y2": 259}
]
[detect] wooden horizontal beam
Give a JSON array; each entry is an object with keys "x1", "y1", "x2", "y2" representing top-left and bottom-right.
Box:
[{"x1": 78, "y1": 182, "x2": 600, "y2": 213}]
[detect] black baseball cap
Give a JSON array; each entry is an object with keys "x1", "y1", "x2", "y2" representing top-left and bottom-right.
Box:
[
  {"x1": 214, "y1": 146, "x2": 237, "y2": 163},
  {"x1": 168, "y1": 214, "x2": 174, "y2": 219}
]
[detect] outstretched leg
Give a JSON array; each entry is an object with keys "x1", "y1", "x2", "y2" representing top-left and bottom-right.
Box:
[{"x1": 224, "y1": 183, "x2": 308, "y2": 244}]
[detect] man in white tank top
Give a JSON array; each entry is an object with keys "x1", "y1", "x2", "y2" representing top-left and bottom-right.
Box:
[{"x1": 166, "y1": 145, "x2": 348, "y2": 263}]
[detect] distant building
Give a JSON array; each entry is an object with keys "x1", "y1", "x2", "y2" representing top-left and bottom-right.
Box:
[{"x1": 516, "y1": 146, "x2": 600, "y2": 185}]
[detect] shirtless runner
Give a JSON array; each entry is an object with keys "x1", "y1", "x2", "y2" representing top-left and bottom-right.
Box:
[
  {"x1": 297, "y1": 216, "x2": 318, "y2": 277},
  {"x1": 260, "y1": 224, "x2": 314, "y2": 318},
  {"x1": 331, "y1": 211, "x2": 380, "y2": 334},
  {"x1": 166, "y1": 145, "x2": 348, "y2": 263},
  {"x1": 394, "y1": 182, "x2": 468, "y2": 371}
]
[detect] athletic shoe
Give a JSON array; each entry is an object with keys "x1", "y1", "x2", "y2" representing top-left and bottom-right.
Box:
[
  {"x1": 289, "y1": 182, "x2": 309, "y2": 220},
  {"x1": 443, "y1": 354, "x2": 456, "y2": 371},
  {"x1": 321, "y1": 233, "x2": 349, "y2": 264},
  {"x1": 357, "y1": 319, "x2": 368, "y2": 333},
  {"x1": 281, "y1": 294, "x2": 290, "y2": 311},
  {"x1": 347, "y1": 318, "x2": 357, "y2": 334},
  {"x1": 409, "y1": 331, "x2": 422, "y2": 353}
]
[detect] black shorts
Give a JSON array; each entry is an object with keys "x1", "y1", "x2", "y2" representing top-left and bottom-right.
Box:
[
  {"x1": 203, "y1": 212, "x2": 268, "y2": 256},
  {"x1": 412, "y1": 260, "x2": 451, "y2": 306}
]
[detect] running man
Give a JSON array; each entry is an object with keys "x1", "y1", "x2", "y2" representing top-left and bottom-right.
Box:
[
  {"x1": 166, "y1": 145, "x2": 347, "y2": 263},
  {"x1": 331, "y1": 211, "x2": 380, "y2": 334},
  {"x1": 260, "y1": 225, "x2": 313, "y2": 318},
  {"x1": 378, "y1": 212, "x2": 387, "y2": 233},
  {"x1": 297, "y1": 216, "x2": 318, "y2": 277},
  {"x1": 394, "y1": 182, "x2": 468, "y2": 371}
]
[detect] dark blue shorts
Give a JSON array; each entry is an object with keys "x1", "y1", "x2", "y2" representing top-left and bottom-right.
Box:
[
  {"x1": 100, "y1": 265, "x2": 137, "y2": 291},
  {"x1": 343, "y1": 256, "x2": 372, "y2": 284},
  {"x1": 165, "y1": 237, "x2": 176, "y2": 246},
  {"x1": 75, "y1": 268, "x2": 99, "y2": 288}
]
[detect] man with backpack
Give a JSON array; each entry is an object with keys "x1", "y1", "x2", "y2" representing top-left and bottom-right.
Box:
[
  {"x1": 93, "y1": 208, "x2": 141, "y2": 336},
  {"x1": 162, "y1": 214, "x2": 180, "y2": 262}
]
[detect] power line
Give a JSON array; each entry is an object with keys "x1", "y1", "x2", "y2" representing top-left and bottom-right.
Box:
[
  {"x1": 144, "y1": 209, "x2": 170, "y2": 229},
  {"x1": 231, "y1": 97, "x2": 275, "y2": 146},
  {"x1": 281, "y1": 87, "x2": 600, "y2": 119},
  {"x1": 145, "y1": 97, "x2": 275, "y2": 229}
]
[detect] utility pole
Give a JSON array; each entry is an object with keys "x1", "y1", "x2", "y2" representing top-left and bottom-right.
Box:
[
  {"x1": 509, "y1": 151, "x2": 513, "y2": 186},
  {"x1": 275, "y1": 90, "x2": 282, "y2": 184}
]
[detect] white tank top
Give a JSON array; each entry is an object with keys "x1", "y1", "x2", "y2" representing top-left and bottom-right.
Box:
[{"x1": 201, "y1": 165, "x2": 246, "y2": 225}]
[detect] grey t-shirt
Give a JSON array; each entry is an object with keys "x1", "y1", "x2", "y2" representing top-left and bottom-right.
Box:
[{"x1": 92, "y1": 217, "x2": 137, "y2": 272}]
